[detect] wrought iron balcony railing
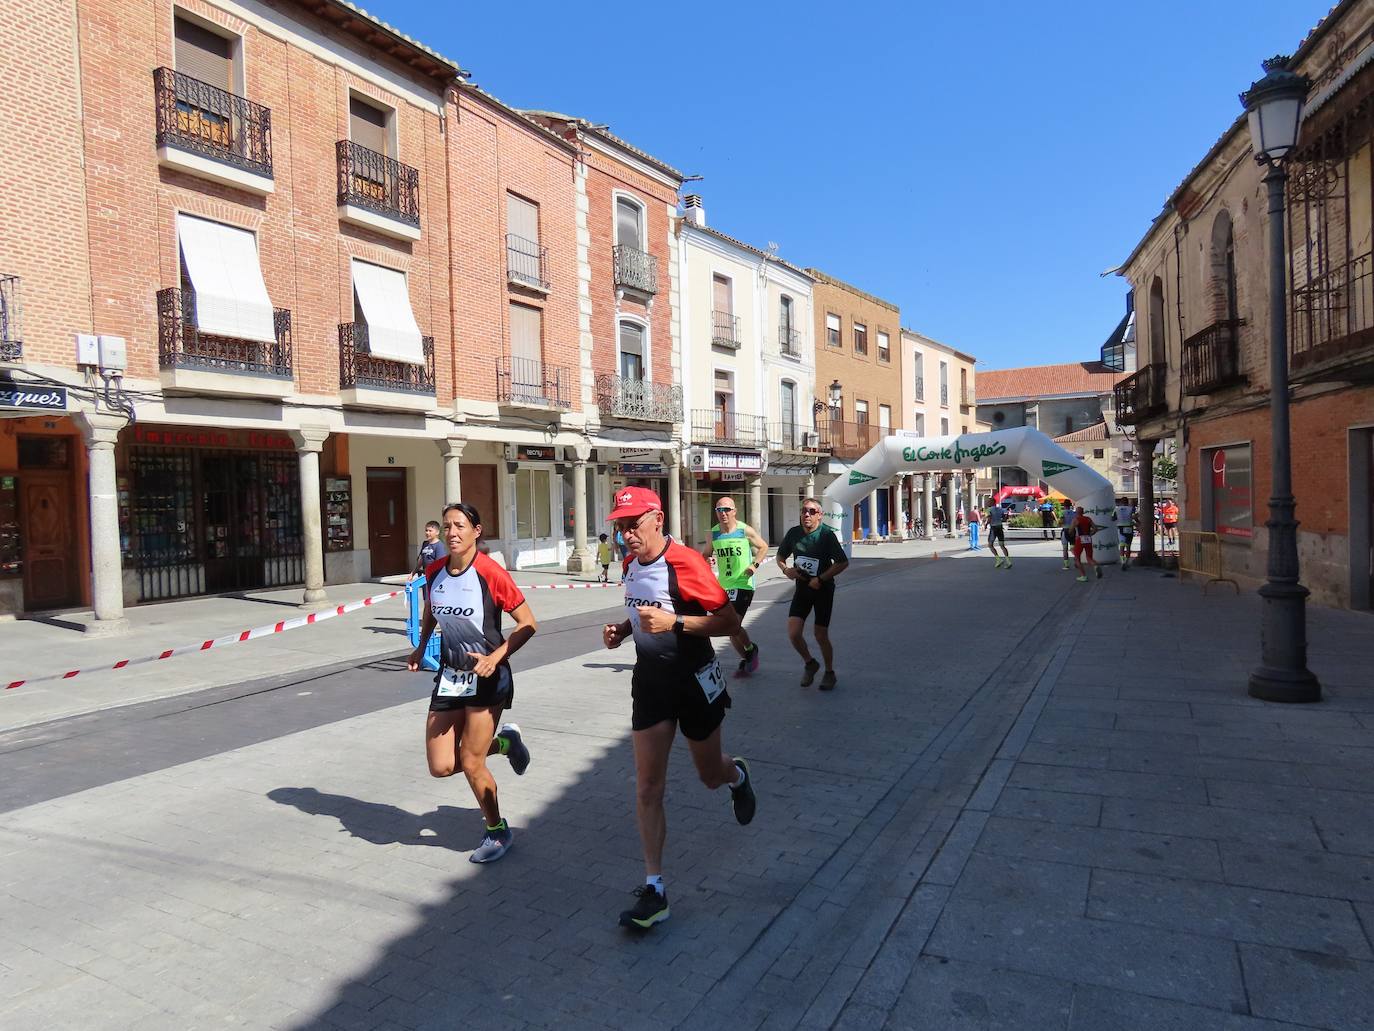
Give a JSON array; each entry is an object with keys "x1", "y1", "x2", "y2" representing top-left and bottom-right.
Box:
[
  {"x1": 690, "y1": 409, "x2": 769, "y2": 448},
  {"x1": 779, "y1": 323, "x2": 801, "y2": 356},
  {"x1": 1182, "y1": 319, "x2": 1244, "y2": 395},
  {"x1": 1291, "y1": 249, "x2": 1374, "y2": 371},
  {"x1": 826, "y1": 419, "x2": 893, "y2": 460},
  {"x1": 712, "y1": 310, "x2": 741, "y2": 349},
  {"x1": 961, "y1": 385, "x2": 975, "y2": 407},
  {"x1": 339, "y1": 323, "x2": 434, "y2": 394},
  {"x1": 336, "y1": 140, "x2": 419, "y2": 228},
  {"x1": 769, "y1": 422, "x2": 826, "y2": 452},
  {"x1": 613, "y1": 244, "x2": 657, "y2": 295},
  {"x1": 497, "y1": 354, "x2": 572, "y2": 409},
  {"x1": 506, "y1": 234, "x2": 549, "y2": 291},
  {"x1": 915, "y1": 377, "x2": 924, "y2": 401},
  {"x1": 595, "y1": 373, "x2": 682, "y2": 423},
  {"x1": 154, "y1": 67, "x2": 272, "y2": 180},
  {"x1": 1, "y1": 274, "x2": 21, "y2": 362},
  {"x1": 158, "y1": 288, "x2": 292, "y2": 378},
  {"x1": 940, "y1": 384, "x2": 949, "y2": 406},
  {"x1": 1113, "y1": 361, "x2": 1167, "y2": 425}
]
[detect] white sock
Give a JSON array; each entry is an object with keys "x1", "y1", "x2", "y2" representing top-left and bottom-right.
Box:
[
  {"x1": 730, "y1": 764, "x2": 746, "y2": 789},
  {"x1": 646, "y1": 874, "x2": 664, "y2": 894}
]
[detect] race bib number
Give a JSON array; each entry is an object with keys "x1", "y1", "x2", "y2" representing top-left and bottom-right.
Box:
[
  {"x1": 726, "y1": 589, "x2": 738, "y2": 601},
  {"x1": 695, "y1": 659, "x2": 726, "y2": 704},
  {"x1": 436, "y1": 667, "x2": 478, "y2": 698},
  {"x1": 795, "y1": 555, "x2": 820, "y2": 576}
]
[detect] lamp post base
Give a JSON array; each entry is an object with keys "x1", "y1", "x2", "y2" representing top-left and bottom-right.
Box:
[
  {"x1": 1248, "y1": 666, "x2": 1321, "y2": 703},
  {"x1": 1248, "y1": 581, "x2": 1321, "y2": 703}
]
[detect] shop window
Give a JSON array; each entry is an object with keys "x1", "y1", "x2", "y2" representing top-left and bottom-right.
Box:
[
  {"x1": 515, "y1": 468, "x2": 553, "y2": 540},
  {"x1": 1202, "y1": 444, "x2": 1253, "y2": 539}
]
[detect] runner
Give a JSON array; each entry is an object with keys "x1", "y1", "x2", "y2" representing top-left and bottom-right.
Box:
[
  {"x1": 1115, "y1": 497, "x2": 1137, "y2": 570},
  {"x1": 700, "y1": 496, "x2": 767, "y2": 677},
  {"x1": 407, "y1": 502, "x2": 536, "y2": 865},
  {"x1": 1162, "y1": 499, "x2": 1179, "y2": 548},
  {"x1": 1059, "y1": 498, "x2": 1076, "y2": 570},
  {"x1": 602, "y1": 487, "x2": 756, "y2": 931},
  {"x1": 776, "y1": 499, "x2": 849, "y2": 691},
  {"x1": 1071, "y1": 504, "x2": 1106, "y2": 582},
  {"x1": 985, "y1": 502, "x2": 1011, "y2": 568}
]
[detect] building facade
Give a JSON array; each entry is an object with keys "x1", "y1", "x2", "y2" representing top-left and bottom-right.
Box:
[{"x1": 1116, "y1": 0, "x2": 1374, "y2": 608}]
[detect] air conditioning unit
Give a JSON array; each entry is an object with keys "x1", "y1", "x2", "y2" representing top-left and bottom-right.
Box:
[{"x1": 685, "y1": 447, "x2": 709, "y2": 472}]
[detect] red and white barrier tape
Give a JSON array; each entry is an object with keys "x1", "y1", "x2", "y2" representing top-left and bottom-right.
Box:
[
  {"x1": 5, "y1": 589, "x2": 404, "y2": 692},
  {"x1": 517, "y1": 582, "x2": 619, "y2": 590}
]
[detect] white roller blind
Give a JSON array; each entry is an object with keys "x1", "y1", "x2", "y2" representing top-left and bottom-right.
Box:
[
  {"x1": 616, "y1": 198, "x2": 642, "y2": 249},
  {"x1": 507, "y1": 194, "x2": 539, "y2": 244},
  {"x1": 177, "y1": 214, "x2": 276, "y2": 344},
  {"x1": 510, "y1": 303, "x2": 542, "y2": 364},
  {"x1": 351, "y1": 259, "x2": 424, "y2": 364},
  {"x1": 618, "y1": 321, "x2": 643, "y2": 356}
]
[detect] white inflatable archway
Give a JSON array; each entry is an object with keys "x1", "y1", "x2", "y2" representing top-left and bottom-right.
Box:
[{"x1": 820, "y1": 426, "x2": 1119, "y2": 562}]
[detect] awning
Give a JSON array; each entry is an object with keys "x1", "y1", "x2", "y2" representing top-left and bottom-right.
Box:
[
  {"x1": 177, "y1": 214, "x2": 276, "y2": 343},
  {"x1": 352, "y1": 259, "x2": 424, "y2": 365}
]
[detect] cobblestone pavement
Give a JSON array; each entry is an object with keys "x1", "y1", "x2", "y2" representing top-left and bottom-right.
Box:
[{"x1": 1, "y1": 542, "x2": 1370, "y2": 1030}]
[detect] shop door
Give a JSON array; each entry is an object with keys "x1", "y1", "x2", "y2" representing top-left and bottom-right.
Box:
[
  {"x1": 20, "y1": 473, "x2": 79, "y2": 609},
  {"x1": 367, "y1": 469, "x2": 409, "y2": 576},
  {"x1": 459, "y1": 464, "x2": 499, "y2": 538},
  {"x1": 202, "y1": 454, "x2": 264, "y2": 594}
]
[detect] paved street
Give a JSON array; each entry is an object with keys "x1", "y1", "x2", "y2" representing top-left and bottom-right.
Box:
[{"x1": 2, "y1": 542, "x2": 1372, "y2": 1030}]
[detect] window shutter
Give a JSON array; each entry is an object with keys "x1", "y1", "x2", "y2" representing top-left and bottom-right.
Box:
[
  {"x1": 616, "y1": 198, "x2": 642, "y2": 250},
  {"x1": 618, "y1": 321, "x2": 644, "y2": 356},
  {"x1": 349, "y1": 96, "x2": 389, "y2": 156},
  {"x1": 507, "y1": 194, "x2": 539, "y2": 244},
  {"x1": 174, "y1": 17, "x2": 233, "y2": 93},
  {"x1": 510, "y1": 304, "x2": 542, "y2": 364}
]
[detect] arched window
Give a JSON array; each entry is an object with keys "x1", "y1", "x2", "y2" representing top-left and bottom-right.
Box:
[
  {"x1": 1211, "y1": 211, "x2": 1238, "y2": 323},
  {"x1": 615, "y1": 195, "x2": 644, "y2": 250},
  {"x1": 1148, "y1": 276, "x2": 1166, "y2": 366}
]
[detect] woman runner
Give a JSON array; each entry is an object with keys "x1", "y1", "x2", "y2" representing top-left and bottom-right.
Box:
[{"x1": 407, "y1": 502, "x2": 537, "y2": 863}]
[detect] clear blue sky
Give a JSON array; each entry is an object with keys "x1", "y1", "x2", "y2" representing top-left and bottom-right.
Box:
[{"x1": 372, "y1": 0, "x2": 1324, "y2": 370}]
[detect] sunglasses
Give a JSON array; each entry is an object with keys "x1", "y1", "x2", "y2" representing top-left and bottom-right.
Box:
[
  {"x1": 714, "y1": 507, "x2": 734, "y2": 513},
  {"x1": 612, "y1": 511, "x2": 657, "y2": 536},
  {"x1": 802, "y1": 507, "x2": 822, "y2": 515}
]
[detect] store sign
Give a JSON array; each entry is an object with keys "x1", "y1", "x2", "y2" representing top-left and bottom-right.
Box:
[
  {"x1": 618, "y1": 449, "x2": 659, "y2": 461},
  {"x1": 1209, "y1": 445, "x2": 1253, "y2": 539},
  {"x1": 720, "y1": 471, "x2": 747, "y2": 481},
  {"x1": 619, "y1": 462, "x2": 664, "y2": 475},
  {"x1": 708, "y1": 450, "x2": 763, "y2": 472},
  {"x1": 517, "y1": 445, "x2": 557, "y2": 462},
  {"x1": 133, "y1": 425, "x2": 294, "y2": 450},
  {"x1": 0, "y1": 385, "x2": 67, "y2": 411}
]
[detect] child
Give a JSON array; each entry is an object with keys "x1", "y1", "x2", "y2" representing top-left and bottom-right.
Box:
[
  {"x1": 596, "y1": 532, "x2": 613, "y2": 583},
  {"x1": 412, "y1": 520, "x2": 447, "y2": 579}
]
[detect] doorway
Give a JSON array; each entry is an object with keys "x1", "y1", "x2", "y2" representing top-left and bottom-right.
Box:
[
  {"x1": 1351, "y1": 428, "x2": 1374, "y2": 610},
  {"x1": 367, "y1": 468, "x2": 409, "y2": 576},
  {"x1": 17, "y1": 436, "x2": 80, "y2": 610},
  {"x1": 201, "y1": 453, "x2": 264, "y2": 594}
]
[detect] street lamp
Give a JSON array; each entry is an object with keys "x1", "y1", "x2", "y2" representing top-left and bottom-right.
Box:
[{"x1": 1241, "y1": 55, "x2": 1321, "y2": 703}]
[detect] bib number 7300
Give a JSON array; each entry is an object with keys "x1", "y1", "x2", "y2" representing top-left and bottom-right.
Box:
[{"x1": 694, "y1": 659, "x2": 726, "y2": 704}]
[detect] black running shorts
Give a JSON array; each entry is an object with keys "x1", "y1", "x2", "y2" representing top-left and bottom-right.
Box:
[
  {"x1": 728, "y1": 588, "x2": 754, "y2": 618},
  {"x1": 989, "y1": 525, "x2": 1006, "y2": 543},
  {"x1": 631, "y1": 664, "x2": 730, "y2": 741},
  {"x1": 429, "y1": 665, "x2": 513, "y2": 713},
  {"x1": 788, "y1": 583, "x2": 835, "y2": 628}
]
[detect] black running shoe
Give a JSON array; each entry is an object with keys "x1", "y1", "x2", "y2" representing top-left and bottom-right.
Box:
[
  {"x1": 729, "y1": 758, "x2": 755, "y2": 825},
  {"x1": 1095, "y1": 565, "x2": 1103, "y2": 580},
  {"x1": 619, "y1": 885, "x2": 669, "y2": 930},
  {"x1": 735, "y1": 643, "x2": 760, "y2": 678},
  {"x1": 800, "y1": 658, "x2": 821, "y2": 686}
]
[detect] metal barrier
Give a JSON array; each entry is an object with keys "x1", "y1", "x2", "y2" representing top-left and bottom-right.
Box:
[
  {"x1": 406, "y1": 581, "x2": 442, "y2": 671},
  {"x1": 1178, "y1": 531, "x2": 1239, "y2": 594}
]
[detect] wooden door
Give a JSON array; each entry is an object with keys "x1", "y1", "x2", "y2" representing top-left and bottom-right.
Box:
[
  {"x1": 20, "y1": 473, "x2": 79, "y2": 609},
  {"x1": 459, "y1": 464, "x2": 499, "y2": 540},
  {"x1": 367, "y1": 469, "x2": 408, "y2": 576}
]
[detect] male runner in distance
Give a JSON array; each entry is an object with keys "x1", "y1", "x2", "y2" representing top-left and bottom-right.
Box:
[
  {"x1": 1059, "y1": 499, "x2": 1077, "y2": 571},
  {"x1": 776, "y1": 499, "x2": 849, "y2": 691},
  {"x1": 985, "y1": 502, "x2": 1011, "y2": 569},
  {"x1": 1115, "y1": 497, "x2": 1137, "y2": 570},
  {"x1": 1072, "y1": 504, "x2": 1107, "y2": 582},
  {"x1": 699, "y1": 496, "x2": 767, "y2": 677},
  {"x1": 603, "y1": 487, "x2": 756, "y2": 931}
]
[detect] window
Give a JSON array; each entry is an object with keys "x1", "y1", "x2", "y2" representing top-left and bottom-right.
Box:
[
  {"x1": 961, "y1": 425, "x2": 968, "y2": 434},
  {"x1": 913, "y1": 351, "x2": 924, "y2": 400},
  {"x1": 939, "y1": 362, "x2": 949, "y2": 406},
  {"x1": 618, "y1": 320, "x2": 645, "y2": 381},
  {"x1": 855, "y1": 399, "x2": 869, "y2": 424},
  {"x1": 616, "y1": 196, "x2": 644, "y2": 250},
  {"x1": 507, "y1": 193, "x2": 539, "y2": 246},
  {"x1": 877, "y1": 330, "x2": 890, "y2": 363},
  {"x1": 714, "y1": 370, "x2": 734, "y2": 435},
  {"x1": 780, "y1": 295, "x2": 795, "y2": 352},
  {"x1": 509, "y1": 303, "x2": 543, "y2": 395},
  {"x1": 854, "y1": 322, "x2": 868, "y2": 355},
  {"x1": 1093, "y1": 448, "x2": 1105, "y2": 459},
  {"x1": 1211, "y1": 211, "x2": 1238, "y2": 323},
  {"x1": 506, "y1": 193, "x2": 544, "y2": 289},
  {"x1": 959, "y1": 367, "x2": 968, "y2": 404},
  {"x1": 349, "y1": 95, "x2": 390, "y2": 156},
  {"x1": 174, "y1": 14, "x2": 235, "y2": 92},
  {"x1": 177, "y1": 214, "x2": 275, "y2": 343},
  {"x1": 1148, "y1": 277, "x2": 1166, "y2": 365},
  {"x1": 351, "y1": 258, "x2": 424, "y2": 363},
  {"x1": 515, "y1": 468, "x2": 553, "y2": 540},
  {"x1": 780, "y1": 380, "x2": 797, "y2": 442},
  {"x1": 878, "y1": 404, "x2": 891, "y2": 429},
  {"x1": 826, "y1": 313, "x2": 842, "y2": 348},
  {"x1": 1202, "y1": 444, "x2": 1253, "y2": 539},
  {"x1": 940, "y1": 417, "x2": 949, "y2": 435},
  {"x1": 913, "y1": 412, "x2": 925, "y2": 435},
  {"x1": 713, "y1": 274, "x2": 732, "y2": 315}
]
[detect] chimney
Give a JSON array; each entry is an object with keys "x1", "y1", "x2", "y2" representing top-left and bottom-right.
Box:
[{"x1": 682, "y1": 193, "x2": 705, "y2": 227}]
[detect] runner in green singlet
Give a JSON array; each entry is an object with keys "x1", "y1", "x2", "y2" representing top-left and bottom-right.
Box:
[{"x1": 699, "y1": 496, "x2": 768, "y2": 678}]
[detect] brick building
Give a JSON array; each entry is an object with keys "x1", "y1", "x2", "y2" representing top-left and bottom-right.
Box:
[{"x1": 1116, "y1": 0, "x2": 1374, "y2": 609}]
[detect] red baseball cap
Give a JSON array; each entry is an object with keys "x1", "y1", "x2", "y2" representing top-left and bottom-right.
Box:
[{"x1": 608, "y1": 486, "x2": 662, "y2": 520}]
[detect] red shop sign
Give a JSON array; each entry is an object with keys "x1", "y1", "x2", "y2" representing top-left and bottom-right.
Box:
[{"x1": 133, "y1": 425, "x2": 295, "y2": 450}]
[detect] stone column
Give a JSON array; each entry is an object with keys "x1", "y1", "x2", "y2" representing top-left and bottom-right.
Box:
[
  {"x1": 437, "y1": 436, "x2": 466, "y2": 504},
  {"x1": 749, "y1": 477, "x2": 765, "y2": 539},
  {"x1": 566, "y1": 444, "x2": 593, "y2": 574},
  {"x1": 922, "y1": 473, "x2": 935, "y2": 539},
  {"x1": 1137, "y1": 439, "x2": 1158, "y2": 565},
  {"x1": 865, "y1": 489, "x2": 879, "y2": 540},
  {"x1": 664, "y1": 449, "x2": 683, "y2": 542},
  {"x1": 805, "y1": 470, "x2": 816, "y2": 499},
  {"x1": 76, "y1": 412, "x2": 129, "y2": 636},
  {"x1": 291, "y1": 426, "x2": 329, "y2": 607},
  {"x1": 945, "y1": 474, "x2": 957, "y2": 537}
]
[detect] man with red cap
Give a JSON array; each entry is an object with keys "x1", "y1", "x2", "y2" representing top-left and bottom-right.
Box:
[{"x1": 601, "y1": 486, "x2": 756, "y2": 931}]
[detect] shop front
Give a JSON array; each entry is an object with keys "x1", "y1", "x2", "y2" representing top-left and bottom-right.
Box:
[
  {"x1": 687, "y1": 447, "x2": 764, "y2": 548},
  {"x1": 120, "y1": 424, "x2": 303, "y2": 602},
  {"x1": 505, "y1": 444, "x2": 565, "y2": 570}
]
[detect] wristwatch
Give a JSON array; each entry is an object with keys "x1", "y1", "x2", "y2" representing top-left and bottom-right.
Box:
[{"x1": 673, "y1": 614, "x2": 686, "y2": 633}]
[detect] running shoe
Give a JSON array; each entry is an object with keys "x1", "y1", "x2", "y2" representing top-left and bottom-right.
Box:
[
  {"x1": 1095, "y1": 566, "x2": 1103, "y2": 580},
  {"x1": 619, "y1": 885, "x2": 669, "y2": 930},
  {"x1": 1076, "y1": 575, "x2": 1089, "y2": 583},
  {"x1": 497, "y1": 722, "x2": 530, "y2": 776},
  {"x1": 1062, "y1": 559, "x2": 1071, "y2": 570},
  {"x1": 800, "y1": 658, "x2": 821, "y2": 686},
  {"x1": 470, "y1": 822, "x2": 512, "y2": 864},
  {"x1": 819, "y1": 670, "x2": 837, "y2": 692},
  {"x1": 993, "y1": 557, "x2": 1003, "y2": 568},
  {"x1": 1004, "y1": 559, "x2": 1013, "y2": 569},
  {"x1": 729, "y1": 758, "x2": 756, "y2": 825},
  {"x1": 735, "y1": 642, "x2": 760, "y2": 678}
]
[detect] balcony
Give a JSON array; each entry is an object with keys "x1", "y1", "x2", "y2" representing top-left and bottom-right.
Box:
[
  {"x1": 1, "y1": 274, "x2": 21, "y2": 363},
  {"x1": 157, "y1": 287, "x2": 292, "y2": 397},
  {"x1": 779, "y1": 323, "x2": 801, "y2": 357},
  {"x1": 825, "y1": 419, "x2": 893, "y2": 461},
  {"x1": 690, "y1": 409, "x2": 768, "y2": 448},
  {"x1": 595, "y1": 373, "x2": 682, "y2": 423},
  {"x1": 336, "y1": 140, "x2": 420, "y2": 241},
  {"x1": 961, "y1": 385, "x2": 975, "y2": 408},
  {"x1": 711, "y1": 311, "x2": 741, "y2": 350},
  {"x1": 154, "y1": 67, "x2": 273, "y2": 194},
  {"x1": 339, "y1": 323, "x2": 435, "y2": 410},
  {"x1": 506, "y1": 234, "x2": 549, "y2": 292},
  {"x1": 1114, "y1": 362, "x2": 1167, "y2": 425},
  {"x1": 1182, "y1": 319, "x2": 1244, "y2": 395},
  {"x1": 769, "y1": 422, "x2": 826, "y2": 453},
  {"x1": 612, "y1": 244, "x2": 656, "y2": 295},
  {"x1": 1291, "y1": 249, "x2": 1374, "y2": 375},
  {"x1": 497, "y1": 355, "x2": 571, "y2": 410}
]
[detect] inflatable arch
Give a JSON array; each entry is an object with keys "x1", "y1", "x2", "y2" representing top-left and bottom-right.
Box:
[{"x1": 820, "y1": 426, "x2": 1120, "y2": 562}]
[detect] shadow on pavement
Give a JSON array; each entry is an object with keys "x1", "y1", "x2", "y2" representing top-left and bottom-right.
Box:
[{"x1": 267, "y1": 787, "x2": 470, "y2": 849}]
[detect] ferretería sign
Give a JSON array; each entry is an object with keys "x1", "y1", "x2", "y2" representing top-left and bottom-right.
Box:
[
  {"x1": 903, "y1": 439, "x2": 1006, "y2": 466},
  {"x1": 0, "y1": 385, "x2": 68, "y2": 411}
]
